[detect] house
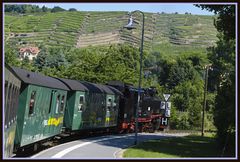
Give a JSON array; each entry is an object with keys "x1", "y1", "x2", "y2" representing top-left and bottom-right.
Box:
[{"x1": 19, "y1": 47, "x2": 40, "y2": 61}]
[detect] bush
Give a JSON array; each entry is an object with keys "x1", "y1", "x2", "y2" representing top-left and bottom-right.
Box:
[{"x1": 170, "y1": 109, "x2": 190, "y2": 130}]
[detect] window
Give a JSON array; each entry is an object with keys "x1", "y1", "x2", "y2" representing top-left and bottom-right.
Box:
[
  {"x1": 14, "y1": 87, "x2": 20, "y2": 121},
  {"x1": 55, "y1": 95, "x2": 60, "y2": 114},
  {"x1": 48, "y1": 91, "x2": 54, "y2": 114},
  {"x1": 7, "y1": 84, "x2": 12, "y2": 111},
  {"x1": 6, "y1": 84, "x2": 13, "y2": 126},
  {"x1": 60, "y1": 95, "x2": 65, "y2": 113},
  {"x1": 113, "y1": 99, "x2": 117, "y2": 110},
  {"x1": 148, "y1": 107, "x2": 151, "y2": 111},
  {"x1": 4, "y1": 81, "x2": 8, "y2": 120},
  {"x1": 29, "y1": 91, "x2": 36, "y2": 116},
  {"x1": 5, "y1": 81, "x2": 8, "y2": 110},
  {"x1": 78, "y1": 95, "x2": 84, "y2": 112},
  {"x1": 107, "y1": 97, "x2": 112, "y2": 109},
  {"x1": 10, "y1": 86, "x2": 16, "y2": 123},
  {"x1": 4, "y1": 82, "x2": 10, "y2": 127}
]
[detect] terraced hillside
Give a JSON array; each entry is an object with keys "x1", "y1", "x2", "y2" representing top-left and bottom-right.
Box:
[
  {"x1": 76, "y1": 11, "x2": 127, "y2": 48},
  {"x1": 4, "y1": 11, "x2": 218, "y2": 52},
  {"x1": 151, "y1": 13, "x2": 218, "y2": 55},
  {"x1": 5, "y1": 11, "x2": 85, "y2": 48}
]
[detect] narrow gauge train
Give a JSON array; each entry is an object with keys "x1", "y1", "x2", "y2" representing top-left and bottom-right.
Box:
[{"x1": 4, "y1": 65, "x2": 170, "y2": 158}]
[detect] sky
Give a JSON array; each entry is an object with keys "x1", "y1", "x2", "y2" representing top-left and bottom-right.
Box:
[{"x1": 6, "y1": 3, "x2": 221, "y2": 15}]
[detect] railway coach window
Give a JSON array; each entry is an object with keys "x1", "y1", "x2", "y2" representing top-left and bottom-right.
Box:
[
  {"x1": 29, "y1": 91, "x2": 36, "y2": 116},
  {"x1": 5, "y1": 81, "x2": 8, "y2": 99},
  {"x1": 4, "y1": 82, "x2": 10, "y2": 127},
  {"x1": 4, "y1": 81, "x2": 8, "y2": 112},
  {"x1": 60, "y1": 95, "x2": 65, "y2": 113},
  {"x1": 113, "y1": 99, "x2": 117, "y2": 110},
  {"x1": 10, "y1": 86, "x2": 17, "y2": 122},
  {"x1": 107, "y1": 98, "x2": 112, "y2": 107},
  {"x1": 78, "y1": 95, "x2": 85, "y2": 112},
  {"x1": 48, "y1": 91, "x2": 54, "y2": 114},
  {"x1": 13, "y1": 87, "x2": 20, "y2": 121},
  {"x1": 55, "y1": 95, "x2": 60, "y2": 114},
  {"x1": 6, "y1": 84, "x2": 13, "y2": 126}
]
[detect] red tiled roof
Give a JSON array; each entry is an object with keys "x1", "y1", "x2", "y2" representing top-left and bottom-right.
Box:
[{"x1": 19, "y1": 47, "x2": 40, "y2": 55}]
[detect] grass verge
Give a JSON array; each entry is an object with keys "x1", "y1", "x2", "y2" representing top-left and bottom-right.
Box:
[{"x1": 123, "y1": 134, "x2": 222, "y2": 158}]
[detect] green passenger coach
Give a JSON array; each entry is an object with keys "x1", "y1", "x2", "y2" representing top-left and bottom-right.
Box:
[
  {"x1": 57, "y1": 78, "x2": 88, "y2": 131},
  {"x1": 4, "y1": 65, "x2": 21, "y2": 158},
  {"x1": 11, "y1": 67, "x2": 69, "y2": 150},
  {"x1": 80, "y1": 81, "x2": 122, "y2": 130},
  {"x1": 58, "y1": 78, "x2": 122, "y2": 132}
]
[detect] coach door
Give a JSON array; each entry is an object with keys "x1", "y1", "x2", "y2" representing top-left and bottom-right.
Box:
[
  {"x1": 45, "y1": 90, "x2": 57, "y2": 135},
  {"x1": 73, "y1": 92, "x2": 85, "y2": 130},
  {"x1": 105, "y1": 95, "x2": 114, "y2": 127}
]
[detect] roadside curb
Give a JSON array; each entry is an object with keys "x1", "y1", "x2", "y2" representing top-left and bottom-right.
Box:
[
  {"x1": 115, "y1": 144, "x2": 136, "y2": 158},
  {"x1": 115, "y1": 149, "x2": 125, "y2": 158}
]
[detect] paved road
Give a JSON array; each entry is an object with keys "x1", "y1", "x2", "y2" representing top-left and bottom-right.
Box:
[{"x1": 30, "y1": 132, "x2": 188, "y2": 159}]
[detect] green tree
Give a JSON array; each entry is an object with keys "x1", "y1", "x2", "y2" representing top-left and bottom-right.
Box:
[
  {"x1": 20, "y1": 56, "x2": 35, "y2": 71},
  {"x1": 171, "y1": 80, "x2": 203, "y2": 129},
  {"x1": 214, "y1": 72, "x2": 235, "y2": 155},
  {"x1": 4, "y1": 4, "x2": 41, "y2": 14},
  {"x1": 47, "y1": 48, "x2": 68, "y2": 69},
  {"x1": 4, "y1": 44, "x2": 20, "y2": 66},
  {"x1": 209, "y1": 35, "x2": 235, "y2": 156},
  {"x1": 64, "y1": 48, "x2": 103, "y2": 83},
  {"x1": 51, "y1": 6, "x2": 66, "y2": 13},
  {"x1": 181, "y1": 51, "x2": 209, "y2": 74},
  {"x1": 167, "y1": 58, "x2": 197, "y2": 89},
  {"x1": 34, "y1": 47, "x2": 48, "y2": 70},
  {"x1": 196, "y1": 4, "x2": 236, "y2": 156},
  {"x1": 41, "y1": 5, "x2": 48, "y2": 12},
  {"x1": 69, "y1": 8, "x2": 77, "y2": 12},
  {"x1": 96, "y1": 44, "x2": 140, "y2": 84},
  {"x1": 63, "y1": 44, "x2": 141, "y2": 84},
  {"x1": 34, "y1": 47, "x2": 69, "y2": 77}
]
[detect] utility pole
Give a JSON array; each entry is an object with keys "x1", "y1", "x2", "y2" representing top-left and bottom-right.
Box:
[{"x1": 201, "y1": 65, "x2": 209, "y2": 137}]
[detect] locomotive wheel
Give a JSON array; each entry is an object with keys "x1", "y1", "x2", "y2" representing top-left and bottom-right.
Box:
[
  {"x1": 159, "y1": 128, "x2": 164, "y2": 131},
  {"x1": 142, "y1": 123, "x2": 149, "y2": 132},
  {"x1": 148, "y1": 127, "x2": 155, "y2": 133},
  {"x1": 148, "y1": 123, "x2": 156, "y2": 133}
]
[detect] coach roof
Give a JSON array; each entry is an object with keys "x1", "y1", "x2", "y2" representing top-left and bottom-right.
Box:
[
  {"x1": 107, "y1": 85, "x2": 123, "y2": 96},
  {"x1": 80, "y1": 81, "x2": 120, "y2": 95},
  {"x1": 57, "y1": 78, "x2": 88, "y2": 91},
  {"x1": 11, "y1": 66, "x2": 69, "y2": 91}
]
